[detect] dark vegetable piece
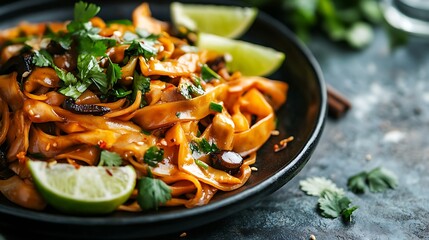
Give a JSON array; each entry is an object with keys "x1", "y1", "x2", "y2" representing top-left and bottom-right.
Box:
[
  {"x1": 0, "y1": 150, "x2": 15, "y2": 180},
  {"x1": 210, "y1": 150, "x2": 243, "y2": 175},
  {"x1": 206, "y1": 56, "x2": 226, "y2": 73},
  {"x1": 0, "y1": 52, "x2": 34, "y2": 81},
  {"x1": 62, "y1": 98, "x2": 110, "y2": 116},
  {"x1": 46, "y1": 40, "x2": 66, "y2": 55}
]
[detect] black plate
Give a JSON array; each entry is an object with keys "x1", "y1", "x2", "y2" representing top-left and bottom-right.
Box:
[{"x1": 0, "y1": 0, "x2": 326, "y2": 238}]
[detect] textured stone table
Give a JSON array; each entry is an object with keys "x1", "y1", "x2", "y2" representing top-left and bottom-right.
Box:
[{"x1": 1, "y1": 12, "x2": 429, "y2": 240}]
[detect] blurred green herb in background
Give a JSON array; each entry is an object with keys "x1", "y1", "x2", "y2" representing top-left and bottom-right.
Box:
[{"x1": 243, "y1": 0, "x2": 406, "y2": 49}]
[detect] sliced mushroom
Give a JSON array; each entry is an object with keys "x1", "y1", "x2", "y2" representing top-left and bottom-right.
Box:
[
  {"x1": 210, "y1": 150, "x2": 243, "y2": 175},
  {"x1": 62, "y1": 98, "x2": 110, "y2": 116},
  {"x1": 0, "y1": 149, "x2": 15, "y2": 180},
  {"x1": 0, "y1": 52, "x2": 33, "y2": 82}
]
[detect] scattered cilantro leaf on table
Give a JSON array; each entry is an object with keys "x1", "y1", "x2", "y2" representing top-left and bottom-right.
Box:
[
  {"x1": 299, "y1": 177, "x2": 345, "y2": 196},
  {"x1": 318, "y1": 190, "x2": 358, "y2": 221},
  {"x1": 300, "y1": 176, "x2": 357, "y2": 222},
  {"x1": 347, "y1": 167, "x2": 398, "y2": 194}
]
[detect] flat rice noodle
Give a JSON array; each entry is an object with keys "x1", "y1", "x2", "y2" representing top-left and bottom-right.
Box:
[
  {"x1": 132, "y1": 84, "x2": 228, "y2": 129},
  {"x1": 55, "y1": 145, "x2": 100, "y2": 166},
  {"x1": 0, "y1": 97, "x2": 10, "y2": 145},
  {"x1": 227, "y1": 76, "x2": 288, "y2": 110},
  {"x1": 0, "y1": 72, "x2": 24, "y2": 111},
  {"x1": 232, "y1": 113, "x2": 276, "y2": 156}
]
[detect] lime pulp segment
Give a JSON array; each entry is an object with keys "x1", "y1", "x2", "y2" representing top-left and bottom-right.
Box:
[
  {"x1": 28, "y1": 160, "x2": 136, "y2": 214},
  {"x1": 171, "y1": 2, "x2": 258, "y2": 39}
]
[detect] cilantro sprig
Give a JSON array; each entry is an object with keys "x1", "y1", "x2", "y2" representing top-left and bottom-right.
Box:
[
  {"x1": 143, "y1": 146, "x2": 164, "y2": 167},
  {"x1": 98, "y1": 150, "x2": 123, "y2": 167},
  {"x1": 137, "y1": 169, "x2": 172, "y2": 211},
  {"x1": 190, "y1": 138, "x2": 219, "y2": 154},
  {"x1": 300, "y1": 177, "x2": 358, "y2": 222},
  {"x1": 347, "y1": 167, "x2": 398, "y2": 194}
]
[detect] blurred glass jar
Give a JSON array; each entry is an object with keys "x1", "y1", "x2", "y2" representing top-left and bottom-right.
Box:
[{"x1": 382, "y1": 0, "x2": 429, "y2": 36}]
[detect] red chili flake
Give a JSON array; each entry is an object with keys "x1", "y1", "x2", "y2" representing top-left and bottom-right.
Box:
[{"x1": 98, "y1": 140, "x2": 107, "y2": 149}]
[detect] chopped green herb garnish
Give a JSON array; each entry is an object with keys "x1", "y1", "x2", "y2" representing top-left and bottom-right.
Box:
[
  {"x1": 113, "y1": 88, "x2": 132, "y2": 98},
  {"x1": 133, "y1": 71, "x2": 151, "y2": 95},
  {"x1": 348, "y1": 167, "x2": 398, "y2": 194},
  {"x1": 209, "y1": 102, "x2": 223, "y2": 113},
  {"x1": 32, "y1": 49, "x2": 53, "y2": 67},
  {"x1": 106, "y1": 58, "x2": 122, "y2": 88},
  {"x1": 73, "y1": 1, "x2": 100, "y2": 23},
  {"x1": 201, "y1": 64, "x2": 221, "y2": 82},
  {"x1": 135, "y1": 28, "x2": 160, "y2": 41},
  {"x1": 98, "y1": 150, "x2": 123, "y2": 167},
  {"x1": 106, "y1": 19, "x2": 133, "y2": 26},
  {"x1": 178, "y1": 81, "x2": 204, "y2": 99},
  {"x1": 137, "y1": 175, "x2": 172, "y2": 211},
  {"x1": 143, "y1": 146, "x2": 164, "y2": 167},
  {"x1": 176, "y1": 112, "x2": 181, "y2": 118},
  {"x1": 141, "y1": 129, "x2": 151, "y2": 135},
  {"x1": 194, "y1": 159, "x2": 209, "y2": 169},
  {"x1": 195, "y1": 138, "x2": 219, "y2": 154},
  {"x1": 318, "y1": 189, "x2": 358, "y2": 222},
  {"x1": 125, "y1": 40, "x2": 158, "y2": 60},
  {"x1": 190, "y1": 142, "x2": 199, "y2": 154}
]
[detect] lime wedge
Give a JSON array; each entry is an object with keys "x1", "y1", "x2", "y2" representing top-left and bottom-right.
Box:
[
  {"x1": 197, "y1": 32, "x2": 285, "y2": 76},
  {"x1": 171, "y1": 2, "x2": 257, "y2": 39},
  {"x1": 28, "y1": 160, "x2": 136, "y2": 214}
]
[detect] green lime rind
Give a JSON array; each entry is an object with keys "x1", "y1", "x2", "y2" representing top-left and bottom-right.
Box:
[
  {"x1": 28, "y1": 161, "x2": 136, "y2": 214},
  {"x1": 197, "y1": 33, "x2": 285, "y2": 76},
  {"x1": 171, "y1": 2, "x2": 258, "y2": 39}
]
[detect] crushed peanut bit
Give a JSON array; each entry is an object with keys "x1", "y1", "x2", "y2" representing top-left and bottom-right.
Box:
[
  {"x1": 251, "y1": 167, "x2": 258, "y2": 171},
  {"x1": 274, "y1": 136, "x2": 294, "y2": 152},
  {"x1": 271, "y1": 130, "x2": 280, "y2": 136},
  {"x1": 179, "y1": 232, "x2": 187, "y2": 237},
  {"x1": 136, "y1": 142, "x2": 144, "y2": 146},
  {"x1": 366, "y1": 154, "x2": 372, "y2": 161},
  {"x1": 309, "y1": 234, "x2": 316, "y2": 240},
  {"x1": 160, "y1": 139, "x2": 168, "y2": 146},
  {"x1": 45, "y1": 143, "x2": 51, "y2": 151}
]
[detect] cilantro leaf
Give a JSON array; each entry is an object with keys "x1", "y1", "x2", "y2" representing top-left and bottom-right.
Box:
[
  {"x1": 347, "y1": 167, "x2": 398, "y2": 194},
  {"x1": 341, "y1": 205, "x2": 359, "y2": 222},
  {"x1": 125, "y1": 40, "x2": 157, "y2": 60},
  {"x1": 318, "y1": 190, "x2": 358, "y2": 222},
  {"x1": 76, "y1": 54, "x2": 108, "y2": 94},
  {"x1": 201, "y1": 64, "x2": 221, "y2": 82},
  {"x1": 137, "y1": 176, "x2": 172, "y2": 211},
  {"x1": 106, "y1": 59, "x2": 122, "y2": 87},
  {"x1": 106, "y1": 19, "x2": 133, "y2": 26},
  {"x1": 367, "y1": 167, "x2": 398, "y2": 193},
  {"x1": 347, "y1": 172, "x2": 368, "y2": 194},
  {"x1": 113, "y1": 88, "x2": 132, "y2": 98},
  {"x1": 194, "y1": 138, "x2": 219, "y2": 154},
  {"x1": 74, "y1": 1, "x2": 100, "y2": 23},
  {"x1": 133, "y1": 72, "x2": 151, "y2": 94},
  {"x1": 299, "y1": 177, "x2": 345, "y2": 196},
  {"x1": 98, "y1": 150, "x2": 122, "y2": 167},
  {"x1": 209, "y1": 102, "x2": 223, "y2": 113},
  {"x1": 143, "y1": 146, "x2": 164, "y2": 167},
  {"x1": 32, "y1": 50, "x2": 53, "y2": 67},
  {"x1": 178, "y1": 81, "x2": 204, "y2": 100}
]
